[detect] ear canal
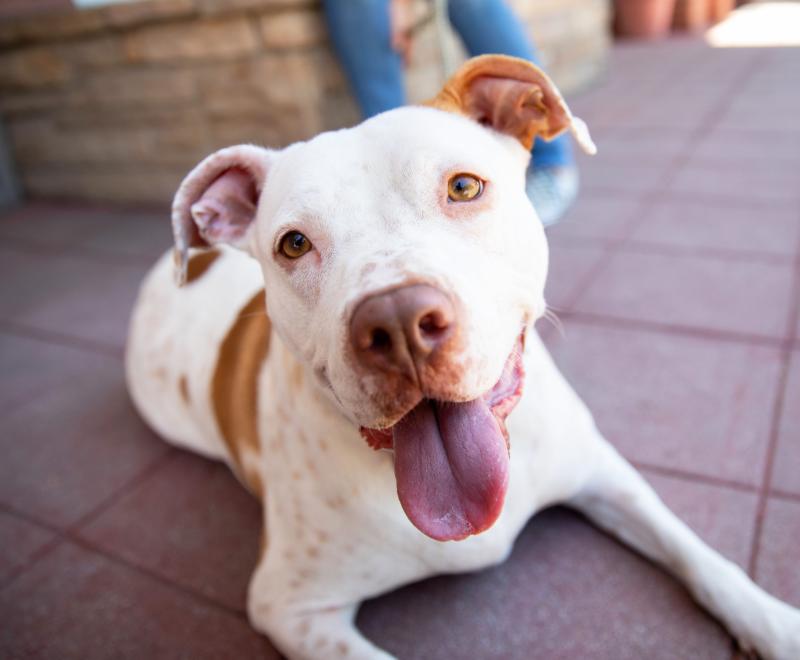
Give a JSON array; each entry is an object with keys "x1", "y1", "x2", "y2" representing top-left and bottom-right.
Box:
[
  {"x1": 171, "y1": 144, "x2": 271, "y2": 286},
  {"x1": 425, "y1": 54, "x2": 596, "y2": 155}
]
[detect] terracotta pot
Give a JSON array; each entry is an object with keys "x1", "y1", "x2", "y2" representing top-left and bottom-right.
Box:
[
  {"x1": 615, "y1": 0, "x2": 677, "y2": 39},
  {"x1": 673, "y1": 0, "x2": 710, "y2": 31},
  {"x1": 709, "y1": 0, "x2": 735, "y2": 23}
]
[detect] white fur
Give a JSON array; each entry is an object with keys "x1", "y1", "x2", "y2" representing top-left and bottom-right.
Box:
[{"x1": 127, "y1": 106, "x2": 800, "y2": 660}]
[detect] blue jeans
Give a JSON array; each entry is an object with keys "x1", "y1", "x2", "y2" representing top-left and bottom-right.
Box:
[{"x1": 322, "y1": 0, "x2": 573, "y2": 168}]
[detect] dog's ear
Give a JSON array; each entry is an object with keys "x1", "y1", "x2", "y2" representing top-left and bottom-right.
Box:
[
  {"x1": 171, "y1": 144, "x2": 273, "y2": 285},
  {"x1": 426, "y1": 54, "x2": 596, "y2": 154}
]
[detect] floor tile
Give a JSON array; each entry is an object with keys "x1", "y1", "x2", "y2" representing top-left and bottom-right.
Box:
[
  {"x1": 754, "y1": 497, "x2": 800, "y2": 608},
  {"x1": 543, "y1": 243, "x2": 607, "y2": 312},
  {"x1": 622, "y1": 94, "x2": 724, "y2": 130},
  {"x1": 0, "y1": 511, "x2": 57, "y2": 585},
  {"x1": 772, "y1": 353, "x2": 800, "y2": 496},
  {"x1": 545, "y1": 322, "x2": 782, "y2": 486},
  {"x1": 78, "y1": 452, "x2": 262, "y2": 612},
  {"x1": 580, "y1": 158, "x2": 671, "y2": 197},
  {"x1": 0, "y1": 333, "x2": 108, "y2": 412},
  {"x1": 78, "y1": 212, "x2": 170, "y2": 261},
  {"x1": 359, "y1": 507, "x2": 732, "y2": 660},
  {"x1": 0, "y1": 203, "x2": 169, "y2": 262},
  {"x1": 546, "y1": 193, "x2": 641, "y2": 245},
  {"x1": 665, "y1": 160, "x2": 800, "y2": 206},
  {"x1": 691, "y1": 127, "x2": 800, "y2": 165},
  {"x1": 629, "y1": 198, "x2": 800, "y2": 258},
  {"x1": 587, "y1": 128, "x2": 694, "y2": 165},
  {"x1": 0, "y1": 203, "x2": 114, "y2": 246},
  {"x1": 643, "y1": 471, "x2": 759, "y2": 571},
  {"x1": 716, "y1": 100, "x2": 800, "y2": 134},
  {"x1": 0, "y1": 542, "x2": 277, "y2": 660},
  {"x1": 0, "y1": 245, "x2": 149, "y2": 349},
  {"x1": 572, "y1": 249, "x2": 794, "y2": 339},
  {"x1": 0, "y1": 353, "x2": 169, "y2": 528}
]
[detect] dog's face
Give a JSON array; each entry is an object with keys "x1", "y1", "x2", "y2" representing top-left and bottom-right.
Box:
[{"x1": 172, "y1": 56, "x2": 594, "y2": 541}]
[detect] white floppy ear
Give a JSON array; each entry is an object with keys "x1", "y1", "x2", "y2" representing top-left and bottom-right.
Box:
[{"x1": 171, "y1": 144, "x2": 273, "y2": 285}]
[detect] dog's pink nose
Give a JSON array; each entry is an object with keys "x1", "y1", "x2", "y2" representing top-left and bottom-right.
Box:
[{"x1": 350, "y1": 284, "x2": 456, "y2": 376}]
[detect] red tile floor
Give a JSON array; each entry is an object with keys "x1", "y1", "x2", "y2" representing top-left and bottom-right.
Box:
[{"x1": 1, "y1": 38, "x2": 799, "y2": 660}]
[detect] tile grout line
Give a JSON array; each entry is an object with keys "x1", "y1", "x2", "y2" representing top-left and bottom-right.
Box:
[
  {"x1": 746, "y1": 208, "x2": 800, "y2": 579},
  {"x1": 0, "y1": 234, "x2": 163, "y2": 268},
  {"x1": 0, "y1": 450, "x2": 255, "y2": 621},
  {"x1": 580, "y1": 186, "x2": 800, "y2": 210},
  {"x1": 552, "y1": 235, "x2": 796, "y2": 267},
  {"x1": 0, "y1": 498, "x2": 250, "y2": 622},
  {"x1": 561, "y1": 47, "x2": 774, "y2": 315},
  {"x1": 544, "y1": 55, "x2": 706, "y2": 311},
  {"x1": 555, "y1": 309, "x2": 791, "y2": 351},
  {"x1": 634, "y1": 461, "x2": 761, "y2": 496},
  {"x1": 69, "y1": 535, "x2": 251, "y2": 621},
  {"x1": 0, "y1": 448, "x2": 175, "y2": 593},
  {"x1": 0, "y1": 321, "x2": 125, "y2": 360},
  {"x1": 65, "y1": 448, "x2": 179, "y2": 535}
]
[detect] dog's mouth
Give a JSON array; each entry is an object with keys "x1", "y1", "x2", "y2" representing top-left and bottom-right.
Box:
[{"x1": 360, "y1": 332, "x2": 525, "y2": 542}]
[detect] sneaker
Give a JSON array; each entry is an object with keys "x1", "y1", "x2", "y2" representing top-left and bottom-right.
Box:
[{"x1": 525, "y1": 165, "x2": 579, "y2": 227}]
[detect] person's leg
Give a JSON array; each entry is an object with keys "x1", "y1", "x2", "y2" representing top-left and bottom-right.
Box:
[
  {"x1": 446, "y1": 0, "x2": 572, "y2": 168},
  {"x1": 322, "y1": 0, "x2": 406, "y2": 118}
]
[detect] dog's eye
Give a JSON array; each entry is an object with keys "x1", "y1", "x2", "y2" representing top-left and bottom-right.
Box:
[
  {"x1": 447, "y1": 173, "x2": 483, "y2": 202},
  {"x1": 279, "y1": 231, "x2": 312, "y2": 259}
]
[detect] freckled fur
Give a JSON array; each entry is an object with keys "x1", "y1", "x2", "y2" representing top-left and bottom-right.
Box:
[{"x1": 127, "y1": 56, "x2": 800, "y2": 660}]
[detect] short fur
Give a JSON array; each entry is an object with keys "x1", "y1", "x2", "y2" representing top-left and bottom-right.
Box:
[{"x1": 127, "y1": 56, "x2": 800, "y2": 659}]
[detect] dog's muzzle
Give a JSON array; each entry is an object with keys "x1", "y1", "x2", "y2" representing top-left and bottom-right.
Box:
[
  {"x1": 349, "y1": 283, "x2": 456, "y2": 384},
  {"x1": 351, "y1": 285, "x2": 525, "y2": 543}
]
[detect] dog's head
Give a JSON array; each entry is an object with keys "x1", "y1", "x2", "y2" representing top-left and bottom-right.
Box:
[{"x1": 172, "y1": 56, "x2": 594, "y2": 542}]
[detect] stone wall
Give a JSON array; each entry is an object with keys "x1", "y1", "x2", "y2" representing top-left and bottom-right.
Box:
[{"x1": 0, "y1": 0, "x2": 610, "y2": 204}]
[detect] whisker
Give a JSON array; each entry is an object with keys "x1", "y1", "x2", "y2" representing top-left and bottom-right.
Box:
[{"x1": 543, "y1": 307, "x2": 566, "y2": 339}]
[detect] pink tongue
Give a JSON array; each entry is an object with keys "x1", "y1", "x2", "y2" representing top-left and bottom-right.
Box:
[{"x1": 393, "y1": 398, "x2": 510, "y2": 541}]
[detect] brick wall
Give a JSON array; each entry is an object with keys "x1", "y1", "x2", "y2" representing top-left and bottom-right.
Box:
[{"x1": 0, "y1": 0, "x2": 610, "y2": 204}]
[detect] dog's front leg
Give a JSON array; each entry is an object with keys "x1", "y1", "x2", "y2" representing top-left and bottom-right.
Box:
[
  {"x1": 568, "y1": 440, "x2": 800, "y2": 660},
  {"x1": 247, "y1": 565, "x2": 394, "y2": 660}
]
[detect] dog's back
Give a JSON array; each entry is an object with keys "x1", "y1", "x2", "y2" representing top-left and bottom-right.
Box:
[{"x1": 126, "y1": 246, "x2": 265, "y2": 480}]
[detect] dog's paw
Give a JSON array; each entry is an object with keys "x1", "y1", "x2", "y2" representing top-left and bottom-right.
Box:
[{"x1": 739, "y1": 601, "x2": 800, "y2": 660}]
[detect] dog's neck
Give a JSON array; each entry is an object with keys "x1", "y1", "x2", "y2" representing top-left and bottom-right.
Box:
[{"x1": 262, "y1": 332, "x2": 367, "y2": 450}]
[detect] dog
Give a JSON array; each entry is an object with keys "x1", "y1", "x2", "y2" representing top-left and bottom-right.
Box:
[{"x1": 126, "y1": 55, "x2": 800, "y2": 659}]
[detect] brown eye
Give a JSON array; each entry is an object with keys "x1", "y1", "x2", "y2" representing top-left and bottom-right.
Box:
[
  {"x1": 279, "y1": 231, "x2": 312, "y2": 259},
  {"x1": 447, "y1": 173, "x2": 484, "y2": 202}
]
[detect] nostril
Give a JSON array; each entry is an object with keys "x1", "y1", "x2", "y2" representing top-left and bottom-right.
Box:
[
  {"x1": 418, "y1": 312, "x2": 449, "y2": 338},
  {"x1": 370, "y1": 328, "x2": 392, "y2": 353}
]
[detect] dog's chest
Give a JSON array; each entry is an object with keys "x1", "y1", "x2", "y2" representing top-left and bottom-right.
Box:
[{"x1": 261, "y1": 399, "x2": 544, "y2": 580}]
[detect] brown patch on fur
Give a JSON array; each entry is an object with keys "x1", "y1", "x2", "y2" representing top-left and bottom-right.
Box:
[
  {"x1": 245, "y1": 467, "x2": 264, "y2": 500},
  {"x1": 336, "y1": 641, "x2": 349, "y2": 656},
  {"x1": 326, "y1": 495, "x2": 345, "y2": 510},
  {"x1": 423, "y1": 54, "x2": 572, "y2": 150},
  {"x1": 212, "y1": 290, "x2": 270, "y2": 488},
  {"x1": 185, "y1": 249, "x2": 221, "y2": 284},
  {"x1": 178, "y1": 374, "x2": 190, "y2": 405},
  {"x1": 288, "y1": 360, "x2": 304, "y2": 392}
]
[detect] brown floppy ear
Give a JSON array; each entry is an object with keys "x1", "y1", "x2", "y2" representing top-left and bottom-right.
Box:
[
  {"x1": 171, "y1": 144, "x2": 273, "y2": 286},
  {"x1": 426, "y1": 54, "x2": 596, "y2": 154}
]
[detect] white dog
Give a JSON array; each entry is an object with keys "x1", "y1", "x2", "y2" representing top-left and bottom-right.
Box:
[{"x1": 126, "y1": 55, "x2": 800, "y2": 659}]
